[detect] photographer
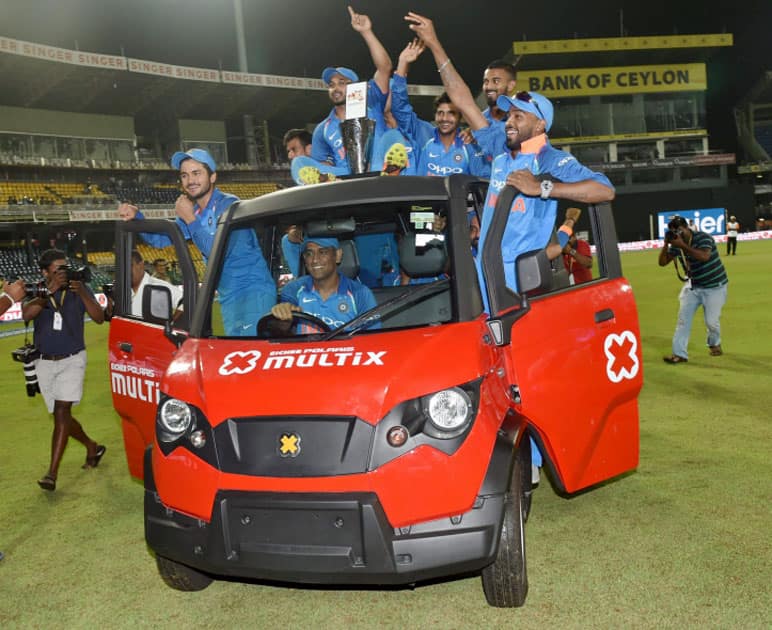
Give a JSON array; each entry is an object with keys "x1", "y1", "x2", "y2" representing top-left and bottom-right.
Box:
[
  {"x1": 22, "y1": 249, "x2": 106, "y2": 492},
  {"x1": 659, "y1": 216, "x2": 728, "y2": 364}
]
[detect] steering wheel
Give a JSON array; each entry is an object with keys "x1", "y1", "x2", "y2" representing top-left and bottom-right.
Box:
[{"x1": 256, "y1": 311, "x2": 332, "y2": 338}]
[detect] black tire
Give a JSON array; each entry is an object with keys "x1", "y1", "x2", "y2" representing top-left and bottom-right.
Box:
[
  {"x1": 481, "y1": 437, "x2": 528, "y2": 607},
  {"x1": 155, "y1": 555, "x2": 213, "y2": 592},
  {"x1": 520, "y1": 434, "x2": 533, "y2": 523}
]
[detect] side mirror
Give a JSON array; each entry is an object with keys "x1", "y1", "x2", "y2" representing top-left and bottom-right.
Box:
[
  {"x1": 516, "y1": 249, "x2": 553, "y2": 296},
  {"x1": 142, "y1": 285, "x2": 172, "y2": 324}
]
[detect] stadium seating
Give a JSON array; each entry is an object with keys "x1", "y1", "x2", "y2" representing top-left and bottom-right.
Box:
[
  {"x1": 217, "y1": 182, "x2": 280, "y2": 198},
  {"x1": 753, "y1": 124, "x2": 772, "y2": 160},
  {"x1": 0, "y1": 181, "x2": 109, "y2": 205},
  {"x1": 0, "y1": 247, "x2": 111, "y2": 289}
]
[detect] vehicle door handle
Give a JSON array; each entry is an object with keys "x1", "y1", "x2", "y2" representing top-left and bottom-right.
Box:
[
  {"x1": 594, "y1": 309, "x2": 614, "y2": 323},
  {"x1": 119, "y1": 342, "x2": 133, "y2": 353}
]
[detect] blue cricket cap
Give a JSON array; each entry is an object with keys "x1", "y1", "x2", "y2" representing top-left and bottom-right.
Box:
[
  {"x1": 497, "y1": 91, "x2": 554, "y2": 132},
  {"x1": 322, "y1": 66, "x2": 359, "y2": 85},
  {"x1": 303, "y1": 236, "x2": 340, "y2": 250},
  {"x1": 170, "y1": 148, "x2": 217, "y2": 172}
]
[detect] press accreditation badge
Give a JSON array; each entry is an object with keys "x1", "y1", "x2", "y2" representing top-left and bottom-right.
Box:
[{"x1": 53, "y1": 312, "x2": 63, "y2": 331}]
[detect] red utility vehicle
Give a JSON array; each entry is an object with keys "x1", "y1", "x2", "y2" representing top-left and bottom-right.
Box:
[{"x1": 109, "y1": 175, "x2": 642, "y2": 607}]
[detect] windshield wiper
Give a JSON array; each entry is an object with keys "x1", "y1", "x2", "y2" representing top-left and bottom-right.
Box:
[{"x1": 322, "y1": 278, "x2": 450, "y2": 341}]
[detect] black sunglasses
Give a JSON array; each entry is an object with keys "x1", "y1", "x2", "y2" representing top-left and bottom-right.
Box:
[{"x1": 514, "y1": 91, "x2": 545, "y2": 122}]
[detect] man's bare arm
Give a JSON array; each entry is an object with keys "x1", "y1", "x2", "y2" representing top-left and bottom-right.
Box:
[
  {"x1": 404, "y1": 12, "x2": 488, "y2": 130},
  {"x1": 350, "y1": 6, "x2": 392, "y2": 95}
]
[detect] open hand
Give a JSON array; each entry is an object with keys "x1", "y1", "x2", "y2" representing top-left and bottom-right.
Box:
[{"x1": 399, "y1": 38, "x2": 425, "y2": 65}]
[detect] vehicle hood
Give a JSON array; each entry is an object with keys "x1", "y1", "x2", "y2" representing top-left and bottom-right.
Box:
[{"x1": 163, "y1": 322, "x2": 494, "y2": 426}]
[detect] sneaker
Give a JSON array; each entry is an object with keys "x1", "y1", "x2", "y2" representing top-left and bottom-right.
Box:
[
  {"x1": 297, "y1": 166, "x2": 336, "y2": 185},
  {"x1": 663, "y1": 355, "x2": 688, "y2": 364},
  {"x1": 381, "y1": 142, "x2": 409, "y2": 176},
  {"x1": 709, "y1": 345, "x2": 723, "y2": 356}
]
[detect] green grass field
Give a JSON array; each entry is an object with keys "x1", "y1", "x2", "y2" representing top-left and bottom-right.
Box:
[{"x1": 1, "y1": 241, "x2": 770, "y2": 628}]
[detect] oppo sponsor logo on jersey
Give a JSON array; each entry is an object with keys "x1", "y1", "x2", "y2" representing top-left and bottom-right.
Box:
[
  {"x1": 110, "y1": 362, "x2": 160, "y2": 403},
  {"x1": 428, "y1": 162, "x2": 463, "y2": 176},
  {"x1": 218, "y1": 347, "x2": 387, "y2": 375}
]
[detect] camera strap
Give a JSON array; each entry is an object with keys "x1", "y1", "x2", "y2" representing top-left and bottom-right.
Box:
[
  {"x1": 673, "y1": 250, "x2": 690, "y2": 283},
  {"x1": 48, "y1": 289, "x2": 67, "y2": 311}
]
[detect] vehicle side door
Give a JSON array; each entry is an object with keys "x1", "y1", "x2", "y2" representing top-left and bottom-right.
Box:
[
  {"x1": 109, "y1": 219, "x2": 198, "y2": 479},
  {"x1": 482, "y1": 187, "x2": 642, "y2": 493}
]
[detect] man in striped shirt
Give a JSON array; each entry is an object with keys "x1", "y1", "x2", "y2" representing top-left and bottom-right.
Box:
[{"x1": 659, "y1": 216, "x2": 728, "y2": 363}]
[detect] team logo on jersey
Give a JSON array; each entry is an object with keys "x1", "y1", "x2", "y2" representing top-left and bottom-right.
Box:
[
  {"x1": 603, "y1": 331, "x2": 639, "y2": 383},
  {"x1": 339, "y1": 302, "x2": 349, "y2": 312},
  {"x1": 454, "y1": 153, "x2": 463, "y2": 162},
  {"x1": 278, "y1": 432, "x2": 301, "y2": 458}
]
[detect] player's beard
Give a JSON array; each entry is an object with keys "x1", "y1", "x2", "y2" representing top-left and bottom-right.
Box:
[{"x1": 186, "y1": 179, "x2": 211, "y2": 201}]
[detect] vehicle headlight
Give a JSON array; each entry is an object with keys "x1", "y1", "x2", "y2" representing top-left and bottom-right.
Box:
[
  {"x1": 424, "y1": 387, "x2": 472, "y2": 438},
  {"x1": 158, "y1": 398, "x2": 193, "y2": 441}
]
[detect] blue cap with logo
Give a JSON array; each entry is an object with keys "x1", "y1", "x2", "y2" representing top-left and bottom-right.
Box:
[
  {"x1": 497, "y1": 92, "x2": 554, "y2": 132},
  {"x1": 303, "y1": 236, "x2": 340, "y2": 250},
  {"x1": 322, "y1": 66, "x2": 359, "y2": 85},
  {"x1": 170, "y1": 148, "x2": 217, "y2": 172}
]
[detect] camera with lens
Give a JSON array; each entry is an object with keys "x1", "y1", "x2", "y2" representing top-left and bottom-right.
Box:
[
  {"x1": 24, "y1": 281, "x2": 49, "y2": 299},
  {"x1": 102, "y1": 283, "x2": 114, "y2": 299},
  {"x1": 59, "y1": 264, "x2": 92, "y2": 283},
  {"x1": 664, "y1": 229, "x2": 680, "y2": 243},
  {"x1": 11, "y1": 344, "x2": 41, "y2": 397}
]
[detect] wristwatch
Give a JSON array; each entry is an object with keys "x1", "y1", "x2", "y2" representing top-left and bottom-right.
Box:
[
  {"x1": 569, "y1": 248, "x2": 577, "y2": 257},
  {"x1": 540, "y1": 179, "x2": 553, "y2": 200}
]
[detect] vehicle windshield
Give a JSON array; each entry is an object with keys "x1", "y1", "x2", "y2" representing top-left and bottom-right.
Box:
[{"x1": 203, "y1": 195, "x2": 478, "y2": 339}]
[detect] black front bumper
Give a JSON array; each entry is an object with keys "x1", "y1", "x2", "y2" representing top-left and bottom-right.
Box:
[{"x1": 145, "y1": 485, "x2": 505, "y2": 585}]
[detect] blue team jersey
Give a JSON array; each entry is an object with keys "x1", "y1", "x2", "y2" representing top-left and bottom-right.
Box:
[
  {"x1": 390, "y1": 74, "x2": 488, "y2": 178},
  {"x1": 280, "y1": 272, "x2": 378, "y2": 332},
  {"x1": 310, "y1": 80, "x2": 388, "y2": 172},
  {"x1": 472, "y1": 119, "x2": 507, "y2": 171},
  {"x1": 138, "y1": 187, "x2": 276, "y2": 335},
  {"x1": 476, "y1": 134, "x2": 613, "y2": 308}
]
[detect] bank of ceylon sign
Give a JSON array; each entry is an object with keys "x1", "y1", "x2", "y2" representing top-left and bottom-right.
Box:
[{"x1": 520, "y1": 63, "x2": 706, "y2": 97}]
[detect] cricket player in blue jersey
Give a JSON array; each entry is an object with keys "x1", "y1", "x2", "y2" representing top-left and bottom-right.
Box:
[
  {"x1": 310, "y1": 7, "x2": 391, "y2": 173},
  {"x1": 408, "y1": 12, "x2": 614, "y2": 483},
  {"x1": 271, "y1": 237, "x2": 378, "y2": 334},
  {"x1": 390, "y1": 39, "x2": 488, "y2": 178},
  {"x1": 117, "y1": 148, "x2": 276, "y2": 336},
  {"x1": 477, "y1": 92, "x2": 613, "y2": 294},
  {"x1": 407, "y1": 13, "x2": 614, "y2": 292}
]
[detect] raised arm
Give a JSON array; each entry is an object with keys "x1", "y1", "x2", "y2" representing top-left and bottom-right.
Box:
[
  {"x1": 391, "y1": 40, "x2": 434, "y2": 145},
  {"x1": 404, "y1": 12, "x2": 488, "y2": 130},
  {"x1": 396, "y1": 38, "x2": 424, "y2": 78},
  {"x1": 349, "y1": 6, "x2": 392, "y2": 95}
]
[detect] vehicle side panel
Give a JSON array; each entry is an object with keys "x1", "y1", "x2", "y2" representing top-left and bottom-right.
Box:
[{"x1": 507, "y1": 278, "x2": 642, "y2": 492}]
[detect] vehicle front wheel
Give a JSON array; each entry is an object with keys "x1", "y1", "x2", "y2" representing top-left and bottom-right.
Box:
[
  {"x1": 480, "y1": 436, "x2": 528, "y2": 607},
  {"x1": 156, "y1": 554, "x2": 213, "y2": 591}
]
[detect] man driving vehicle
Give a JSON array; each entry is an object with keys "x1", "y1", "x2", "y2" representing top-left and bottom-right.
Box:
[{"x1": 271, "y1": 237, "x2": 378, "y2": 333}]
